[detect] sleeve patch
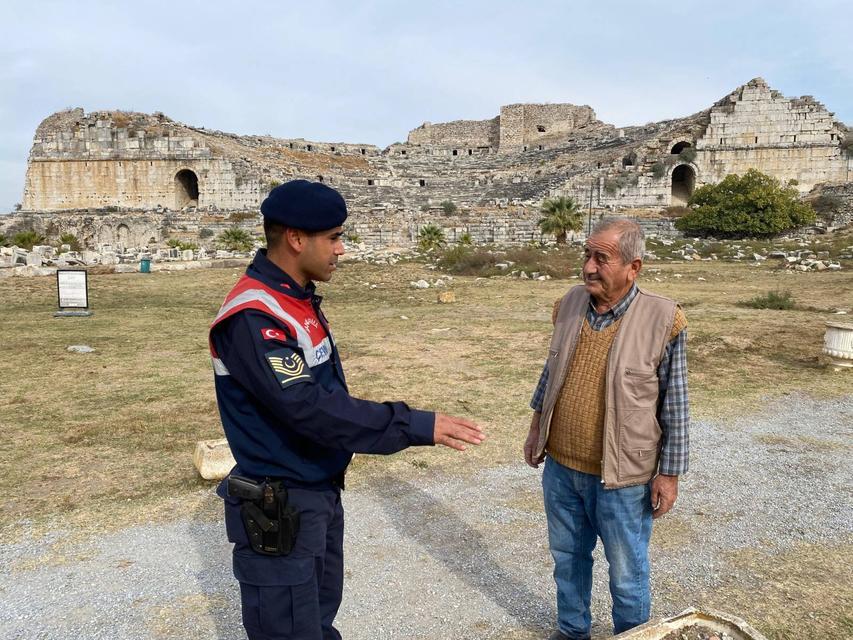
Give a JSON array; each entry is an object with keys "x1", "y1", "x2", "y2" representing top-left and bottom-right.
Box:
[
  {"x1": 265, "y1": 348, "x2": 313, "y2": 388},
  {"x1": 261, "y1": 327, "x2": 288, "y2": 342}
]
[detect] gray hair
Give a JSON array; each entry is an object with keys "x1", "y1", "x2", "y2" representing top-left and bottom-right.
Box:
[{"x1": 591, "y1": 217, "x2": 645, "y2": 264}]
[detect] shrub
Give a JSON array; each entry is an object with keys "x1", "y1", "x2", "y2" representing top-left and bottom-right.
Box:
[
  {"x1": 167, "y1": 238, "x2": 199, "y2": 251},
  {"x1": 418, "y1": 223, "x2": 445, "y2": 251},
  {"x1": 674, "y1": 169, "x2": 816, "y2": 238},
  {"x1": 440, "y1": 200, "x2": 458, "y2": 216},
  {"x1": 12, "y1": 230, "x2": 45, "y2": 250},
  {"x1": 458, "y1": 232, "x2": 473, "y2": 246},
  {"x1": 438, "y1": 246, "x2": 496, "y2": 274},
  {"x1": 662, "y1": 206, "x2": 691, "y2": 218},
  {"x1": 229, "y1": 211, "x2": 257, "y2": 222},
  {"x1": 58, "y1": 233, "x2": 82, "y2": 252},
  {"x1": 346, "y1": 233, "x2": 362, "y2": 244},
  {"x1": 651, "y1": 162, "x2": 667, "y2": 179},
  {"x1": 217, "y1": 228, "x2": 254, "y2": 252},
  {"x1": 741, "y1": 290, "x2": 795, "y2": 310},
  {"x1": 812, "y1": 194, "x2": 841, "y2": 214},
  {"x1": 0, "y1": 234, "x2": 7, "y2": 247},
  {"x1": 199, "y1": 228, "x2": 215, "y2": 239},
  {"x1": 678, "y1": 147, "x2": 697, "y2": 163},
  {"x1": 268, "y1": 180, "x2": 282, "y2": 191},
  {"x1": 840, "y1": 136, "x2": 853, "y2": 157}
]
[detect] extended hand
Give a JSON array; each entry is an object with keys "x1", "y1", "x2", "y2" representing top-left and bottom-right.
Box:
[
  {"x1": 523, "y1": 412, "x2": 545, "y2": 468},
  {"x1": 651, "y1": 474, "x2": 678, "y2": 519},
  {"x1": 433, "y1": 413, "x2": 485, "y2": 451}
]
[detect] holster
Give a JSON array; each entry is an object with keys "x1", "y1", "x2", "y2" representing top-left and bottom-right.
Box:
[{"x1": 227, "y1": 476, "x2": 300, "y2": 556}]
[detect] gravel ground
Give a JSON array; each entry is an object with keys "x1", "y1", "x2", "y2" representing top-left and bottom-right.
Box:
[{"x1": 1, "y1": 394, "x2": 850, "y2": 640}]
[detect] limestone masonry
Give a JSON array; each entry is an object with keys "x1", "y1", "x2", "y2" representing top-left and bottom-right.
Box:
[{"x1": 6, "y1": 78, "x2": 851, "y2": 249}]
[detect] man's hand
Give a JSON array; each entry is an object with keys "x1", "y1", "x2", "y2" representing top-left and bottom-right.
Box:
[
  {"x1": 650, "y1": 474, "x2": 678, "y2": 519},
  {"x1": 433, "y1": 413, "x2": 485, "y2": 451},
  {"x1": 524, "y1": 412, "x2": 546, "y2": 468}
]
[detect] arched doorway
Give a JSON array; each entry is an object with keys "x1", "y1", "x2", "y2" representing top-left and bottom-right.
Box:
[
  {"x1": 671, "y1": 165, "x2": 696, "y2": 205},
  {"x1": 116, "y1": 224, "x2": 131, "y2": 250},
  {"x1": 670, "y1": 141, "x2": 692, "y2": 155},
  {"x1": 175, "y1": 169, "x2": 199, "y2": 208}
]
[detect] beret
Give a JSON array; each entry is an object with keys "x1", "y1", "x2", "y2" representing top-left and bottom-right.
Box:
[{"x1": 260, "y1": 180, "x2": 347, "y2": 230}]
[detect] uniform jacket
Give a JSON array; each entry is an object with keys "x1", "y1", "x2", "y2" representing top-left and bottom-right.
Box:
[
  {"x1": 209, "y1": 249, "x2": 434, "y2": 486},
  {"x1": 536, "y1": 285, "x2": 676, "y2": 488}
]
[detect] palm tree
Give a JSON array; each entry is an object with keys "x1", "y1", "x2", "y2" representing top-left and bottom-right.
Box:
[
  {"x1": 217, "y1": 227, "x2": 255, "y2": 252},
  {"x1": 417, "y1": 223, "x2": 446, "y2": 251},
  {"x1": 538, "y1": 196, "x2": 583, "y2": 245}
]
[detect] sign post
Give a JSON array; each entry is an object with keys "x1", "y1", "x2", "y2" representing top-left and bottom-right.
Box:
[{"x1": 55, "y1": 269, "x2": 92, "y2": 317}]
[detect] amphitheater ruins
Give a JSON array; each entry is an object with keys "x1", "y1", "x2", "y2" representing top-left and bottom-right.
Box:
[{"x1": 2, "y1": 78, "x2": 851, "y2": 253}]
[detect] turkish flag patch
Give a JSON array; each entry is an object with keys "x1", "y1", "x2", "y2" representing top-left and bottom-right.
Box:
[{"x1": 260, "y1": 327, "x2": 287, "y2": 342}]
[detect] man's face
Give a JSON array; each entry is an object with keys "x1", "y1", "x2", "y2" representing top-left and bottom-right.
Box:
[
  {"x1": 582, "y1": 229, "x2": 640, "y2": 305},
  {"x1": 298, "y1": 227, "x2": 345, "y2": 282}
]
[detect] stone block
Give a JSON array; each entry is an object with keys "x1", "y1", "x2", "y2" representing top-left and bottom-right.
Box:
[
  {"x1": 26, "y1": 253, "x2": 43, "y2": 266},
  {"x1": 193, "y1": 438, "x2": 236, "y2": 480}
]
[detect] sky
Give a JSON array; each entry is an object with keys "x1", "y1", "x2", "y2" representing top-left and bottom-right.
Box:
[{"x1": 1, "y1": 0, "x2": 851, "y2": 212}]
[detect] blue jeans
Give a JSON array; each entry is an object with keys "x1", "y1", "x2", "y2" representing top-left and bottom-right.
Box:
[{"x1": 542, "y1": 457, "x2": 652, "y2": 638}]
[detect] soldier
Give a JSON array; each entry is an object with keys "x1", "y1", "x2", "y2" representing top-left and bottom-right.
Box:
[{"x1": 210, "y1": 180, "x2": 484, "y2": 640}]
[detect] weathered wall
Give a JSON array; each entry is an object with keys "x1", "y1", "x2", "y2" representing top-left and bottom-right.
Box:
[
  {"x1": 695, "y1": 78, "x2": 849, "y2": 190},
  {"x1": 499, "y1": 103, "x2": 598, "y2": 151},
  {"x1": 407, "y1": 117, "x2": 499, "y2": 149}
]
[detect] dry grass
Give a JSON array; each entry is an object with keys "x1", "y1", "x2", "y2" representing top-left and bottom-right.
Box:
[{"x1": 1, "y1": 256, "x2": 851, "y2": 637}]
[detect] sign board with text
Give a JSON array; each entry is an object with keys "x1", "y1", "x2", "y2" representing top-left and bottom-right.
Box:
[{"x1": 56, "y1": 270, "x2": 89, "y2": 309}]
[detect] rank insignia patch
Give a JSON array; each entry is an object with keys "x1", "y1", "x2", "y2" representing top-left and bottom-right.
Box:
[{"x1": 265, "y1": 348, "x2": 312, "y2": 388}]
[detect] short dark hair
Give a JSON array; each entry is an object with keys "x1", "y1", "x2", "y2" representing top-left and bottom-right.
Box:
[{"x1": 264, "y1": 219, "x2": 287, "y2": 250}]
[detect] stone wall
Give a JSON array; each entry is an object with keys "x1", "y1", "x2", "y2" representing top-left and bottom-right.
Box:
[
  {"x1": 407, "y1": 117, "x2": 499, "y2": 149},
  {"x1": 695, "y1": 78, "x2": 849, "y2": 190},
  {"x1": 499, "y1": 103, "x2": 598, "y2": 151}
]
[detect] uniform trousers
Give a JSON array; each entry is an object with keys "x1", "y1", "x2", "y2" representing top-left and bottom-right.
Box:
[{"x1": 222, "y1": 483, "x2": 344, "y2": 640}]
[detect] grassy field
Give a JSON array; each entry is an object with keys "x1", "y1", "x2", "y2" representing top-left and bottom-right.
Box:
[{"x1": 1, "y1": 253, "x2": 851, "y2": 638}]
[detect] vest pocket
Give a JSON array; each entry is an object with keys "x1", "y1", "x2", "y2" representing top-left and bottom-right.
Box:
[
  {"x1": 620, "y1": 368, "x2": 659, "y2": 408},
  {"x1": 617, "y1": 408, "x2": 661, "y2": 478}
]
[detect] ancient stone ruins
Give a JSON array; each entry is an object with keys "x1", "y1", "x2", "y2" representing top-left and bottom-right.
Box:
[{"x1": 1, "y1": 77, "x2": 851, "y2": 270}]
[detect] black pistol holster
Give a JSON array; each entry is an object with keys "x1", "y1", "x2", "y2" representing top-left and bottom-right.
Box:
[{"x1": 227, "y1": 475, "x2": 300, "y2": 556}]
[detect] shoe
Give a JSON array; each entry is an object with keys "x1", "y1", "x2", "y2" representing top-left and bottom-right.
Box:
[{"x1": 548, "y1": 631, "x2": 590, "y2": 640}]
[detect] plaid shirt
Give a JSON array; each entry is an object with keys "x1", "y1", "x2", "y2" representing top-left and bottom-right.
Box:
[{"x1": 530, "y1": 284, "x2": 689, "y2": 475}]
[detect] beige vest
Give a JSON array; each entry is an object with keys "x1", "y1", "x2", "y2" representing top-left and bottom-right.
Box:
[{"x1": 536, "y1": 285, "x2": 676, "y2": 488}]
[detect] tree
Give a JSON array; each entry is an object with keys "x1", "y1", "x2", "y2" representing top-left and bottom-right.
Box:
[
  {"x1": 537, "y1": 196, "x2": 583, "y2": 244},
  {"x1": 12, "y1": 230, "x2": 46, "y2": 250},
  {"x1": 674, "y1": 169, "x2": 816, "y2": 238},
  {"x1": 417, "y1": 223, "x2": 446, "y2": 251},
  {"x1": 217, "y1": 227, "x2": 255, "y2": 252}
]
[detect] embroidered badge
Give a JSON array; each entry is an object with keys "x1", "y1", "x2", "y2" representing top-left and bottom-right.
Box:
[
  {"x1": 265, "y1": 348, "x2": 312, "y2": 388},
  {"x1": 261, "y1": 327, "x2": 288, "y2": 342}
]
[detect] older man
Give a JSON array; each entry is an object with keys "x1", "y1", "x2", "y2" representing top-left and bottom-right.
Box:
[{"x1": 524, "y1": 218, "x2": 688, "y2": 640}]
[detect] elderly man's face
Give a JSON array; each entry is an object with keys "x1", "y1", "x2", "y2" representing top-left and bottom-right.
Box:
[{"x1": 582, "y1": 229, "x2": 641, "y2": 306}]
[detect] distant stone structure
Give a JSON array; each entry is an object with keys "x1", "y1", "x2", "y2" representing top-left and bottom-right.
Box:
[{"x1": 5, "y1": 78, "x2": 850, "y2": 250}]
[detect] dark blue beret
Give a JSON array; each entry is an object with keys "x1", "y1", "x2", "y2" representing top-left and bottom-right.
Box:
[{"x1": 261, "y1": 180, "x2": 347, "y2": 230}]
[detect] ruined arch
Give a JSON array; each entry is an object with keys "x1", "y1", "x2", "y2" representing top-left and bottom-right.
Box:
[
  {"x1": 175, "y1": 169, "x2": 199, "y2": 208},
  {"x1": 671, "y1": 165, "x2": 696, "y2": 205},
  {"x1": 622, "y1": 151, "x2": 637, "y2": 167},
  {"x1": 116, "y1": 224, "x2": 131, "y2": 250},
  {"x1": 670, "y1": 141, "x2": 692, "y2": 155}
]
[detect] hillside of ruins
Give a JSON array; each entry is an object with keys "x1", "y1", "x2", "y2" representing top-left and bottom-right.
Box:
[{"x1": 2, "y1": 78, "x2": 851, "y2": 254}]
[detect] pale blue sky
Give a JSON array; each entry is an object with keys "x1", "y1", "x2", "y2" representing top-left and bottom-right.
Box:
[{"x1": 1, "y1": 0, "x2": 851, "y2": 211}]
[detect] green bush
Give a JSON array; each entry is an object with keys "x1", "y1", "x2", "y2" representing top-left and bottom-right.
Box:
[
  {"x1": 674, "y1": 169, "x2": 816, "y2": 238},
  {"x1": 58, "y1": 233, "x2": 82, "y2": 252},
  {"x1": 229, "y1": 211, "x2": 257, "y2": 222},
  {"x1": 741, "y1": 290, "x2": 795, "y2": 310},
  {"x1": 217, "y1": 228, "x2": 254, "y2": 252},
  {"x1": 458, "y1": 232, "x2": 473, "y2": 246},
  {"x1": 12, "y1": 230, "x2": 45, "y2": 250},
  {"x1": 418, "y1": 224, "x2": 446, "y2": 251},
  {"x1": 345, "y1": 233, "x2": 362, "y2": 244},
  {"x1": 199, "y1": 228, "x2": 215, "y2": 239},
  {"x1": 651, "y1": 162, "x2": 667, "y2": 179},
  {"x1": 678, "y1": 147, "x2": 697, "y2": 163},
  {"x1": 268, "y1": 180, "x2": 282, "y2": 191},
  {"x1": 440, "y1": 200, "x2": 458, "y2": 216},
  {"x1": 167, "y1": 238, "x2": 199, "y2": 251},
  {"x1": 812, "y1": 194, "x2": 841, "y2": 214},
  {"x1": 0, "y1": 234, "x2": 7, "y2": 247}
]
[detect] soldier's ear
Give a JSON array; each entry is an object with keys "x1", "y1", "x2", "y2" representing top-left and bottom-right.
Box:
[{"x1": 284, "y1": 227, "x2": 306, "y2": 253}]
